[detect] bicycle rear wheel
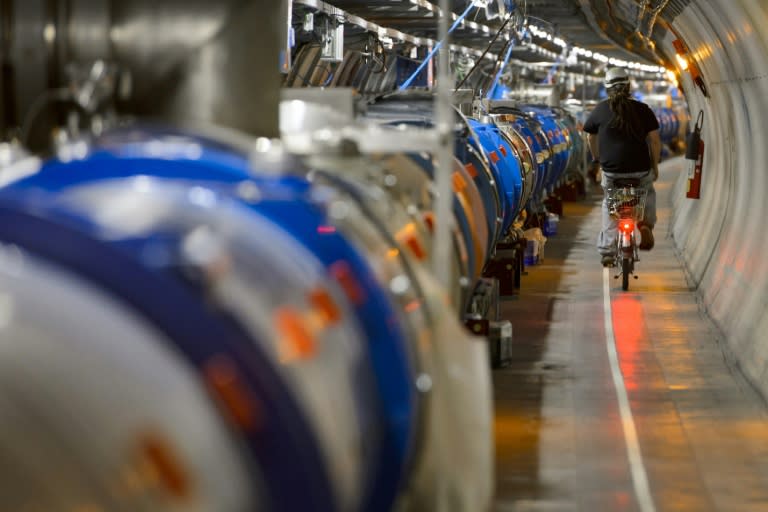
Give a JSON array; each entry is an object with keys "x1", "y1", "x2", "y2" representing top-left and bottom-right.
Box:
[{"x1": 622, "y1": 257, "x2": 631, "y2": 291}]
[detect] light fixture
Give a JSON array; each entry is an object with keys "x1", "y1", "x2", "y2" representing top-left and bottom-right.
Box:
[
  {"x1": 666, "y1": 69, "x2": 679, "y2": 88},
  {"x1": 672, "y1": 38, "x2": 708, "y2": 97}
]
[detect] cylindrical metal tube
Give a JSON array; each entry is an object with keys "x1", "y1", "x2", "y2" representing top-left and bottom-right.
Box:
[
  {"x1": 3, "y1": 0, "x2": 284, "y2": 141},
  {"x1": 433, "y1": 0, "x2": 455, "y2": 287}
]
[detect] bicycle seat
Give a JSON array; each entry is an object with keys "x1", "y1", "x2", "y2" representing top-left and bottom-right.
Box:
[{"x1": 612, "y1": 178, "x2": 642, "y2": 188}]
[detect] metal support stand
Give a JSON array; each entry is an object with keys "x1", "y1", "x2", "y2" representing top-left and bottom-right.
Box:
[
  {"x1": 482, "y1": 237, "x2": 525, "y2": 297},
  {"x1": 556, "y1": 179, "x2": 585, "y2": 201},
  {"x1": 544, "y1": 194, "x2": 563, "y2": 217},
  {"x1": 464, "y1": 276, "x2": 512, "y2": 368},
  {"x1": 488, "y1": 320, "x2": 513, "y2": 368}
]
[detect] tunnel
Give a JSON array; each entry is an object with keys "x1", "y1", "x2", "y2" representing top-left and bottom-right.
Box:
[{"x1": 0, "y1": 0, "x2": 767, "y2": 510}]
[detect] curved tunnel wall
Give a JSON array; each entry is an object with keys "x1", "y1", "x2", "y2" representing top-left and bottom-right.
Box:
[{"x1": 659, "y1": 0, "x2": 768, "y2": 395}]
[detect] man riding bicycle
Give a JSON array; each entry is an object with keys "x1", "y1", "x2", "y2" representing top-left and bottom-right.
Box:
[{"x1": 583, "y1": 67, "x2": 662, "y2": 267}]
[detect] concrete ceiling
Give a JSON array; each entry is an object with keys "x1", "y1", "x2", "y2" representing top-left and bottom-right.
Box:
[{"x1": 321, "y1": 0, "x2": 667, "y2": 66}]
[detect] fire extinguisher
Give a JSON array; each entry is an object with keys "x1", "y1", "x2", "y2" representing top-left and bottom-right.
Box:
[{"x1": 686, "y1": 109, "x2": 704, "y2": 199}]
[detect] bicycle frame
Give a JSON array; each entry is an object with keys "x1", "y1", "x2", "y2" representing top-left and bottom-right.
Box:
[{"x1": 606, "y1": 179, "x2": 647, "y2": 290}]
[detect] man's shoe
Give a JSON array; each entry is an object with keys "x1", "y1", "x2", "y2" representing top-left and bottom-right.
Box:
[
  {"x1": 639, "y1": 226, "x2": 654, "y2": 250},
  {"x1": 601, "y1": 255, "x2": 615, "y2": 267}
]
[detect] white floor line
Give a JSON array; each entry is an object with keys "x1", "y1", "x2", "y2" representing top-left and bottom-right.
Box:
[{"x1": 603, "y1": 267, "x2": 656, "y2": 512}]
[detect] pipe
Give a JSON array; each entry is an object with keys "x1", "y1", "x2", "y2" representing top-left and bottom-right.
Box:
[
  {"x1": 487, "y1": 38, "x2": 515, "y2": 99},
  {"x1": 399, "y1": 1, "x2": 477, "y2": 91},
  {"x1": 2, "y1": 0, "x2": 284, "y2": 143},
  {"x1": 582, "y1": 61, "x2": 588, "y2": 178},
  {"x1": 433, "y1": 0, "x2": 454, "y2": 288}
]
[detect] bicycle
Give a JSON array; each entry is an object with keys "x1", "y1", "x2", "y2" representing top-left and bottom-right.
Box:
[{"x1": 604, "y1": 178, "x2": 648, "y2": 291}]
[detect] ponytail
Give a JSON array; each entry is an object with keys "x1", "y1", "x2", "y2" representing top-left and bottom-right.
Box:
[{"x1": 608, "y1": 84, "x2": 642, "y2": 140}]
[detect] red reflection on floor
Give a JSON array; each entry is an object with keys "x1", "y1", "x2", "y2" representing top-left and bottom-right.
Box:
[{"x1": 611, "y1": 295, "x2": 645, "y2": 391}]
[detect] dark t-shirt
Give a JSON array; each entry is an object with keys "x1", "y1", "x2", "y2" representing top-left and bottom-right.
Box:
[{"x1": 583, "y1": 99, "x2": 659, "y2": 174}]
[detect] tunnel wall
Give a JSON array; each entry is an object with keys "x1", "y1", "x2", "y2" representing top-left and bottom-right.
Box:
[{"x1": 662, "y1": 0, "x2": 768, "y2": 396}]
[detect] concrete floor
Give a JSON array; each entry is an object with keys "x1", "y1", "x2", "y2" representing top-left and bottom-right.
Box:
[{"x1": 493, "y1": 157, "x2": 768, "y2": 511}]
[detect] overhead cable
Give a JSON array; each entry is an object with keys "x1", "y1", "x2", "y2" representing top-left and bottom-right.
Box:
[
  {"x1": 398, "y1": 1, "x2": 478, "y2": 90},
  {"x1": 454, "y1": 8, "x2": 517, "y2": 92}
]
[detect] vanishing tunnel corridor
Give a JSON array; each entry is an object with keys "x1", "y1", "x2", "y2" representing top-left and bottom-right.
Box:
[{"x1": 493, "y1": 157, "x2": 768, "y2": 511}]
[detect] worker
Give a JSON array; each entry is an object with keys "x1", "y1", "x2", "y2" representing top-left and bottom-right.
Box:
[{"x1": 584, "y1": 67, "x2": 661, "y2": 266}]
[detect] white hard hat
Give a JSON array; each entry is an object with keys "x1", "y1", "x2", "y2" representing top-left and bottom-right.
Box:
[{"x1": 604, "y1": 67, "x2": 630, "y2": 88}]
